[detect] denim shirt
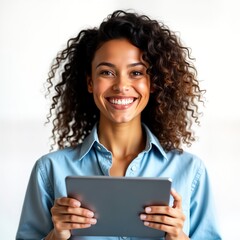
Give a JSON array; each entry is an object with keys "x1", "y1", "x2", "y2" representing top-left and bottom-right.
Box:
[{"x1": 16, "y1": 124, "x2": 222, "y2": 240}]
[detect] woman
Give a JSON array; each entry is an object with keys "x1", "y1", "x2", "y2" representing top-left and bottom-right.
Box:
[{"x1": 16, "y1": 10, "x2": 221, "y2": 240}]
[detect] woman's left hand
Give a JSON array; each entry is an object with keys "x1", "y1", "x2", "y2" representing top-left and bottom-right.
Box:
[{"x1": 140, "y1": 189, "x2": 189, "y2": 240}]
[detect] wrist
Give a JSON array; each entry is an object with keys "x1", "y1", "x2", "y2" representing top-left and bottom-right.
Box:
[
  {"x1": 181, "y1": 232, "x2": 190, "y2": 240},
  {"x1": 45, "y1": 229, "x2": 69, "y2": 240}
]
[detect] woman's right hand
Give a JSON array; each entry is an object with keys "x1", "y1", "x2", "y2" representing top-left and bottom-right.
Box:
[{"x1": 50, "y1": 197, "x2": 97, "y2": 239}]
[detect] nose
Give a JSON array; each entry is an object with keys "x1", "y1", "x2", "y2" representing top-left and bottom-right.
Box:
[{"x1": 112, "y1": 75, "x2": 129, "y2": 92}]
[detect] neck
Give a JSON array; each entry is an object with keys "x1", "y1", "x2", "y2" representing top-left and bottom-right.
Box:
[{"x1": 98, "y1": 120, "x2": 145, "y2": 160}]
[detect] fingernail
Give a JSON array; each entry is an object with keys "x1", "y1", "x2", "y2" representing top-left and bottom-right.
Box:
[
  {"x1": 140, "y1": 214, "x2": 146, "y2": 220},
  {"x1": 87, "y1": 212, "x2": 94, "y2": 217},
  {"x1": 145, "y1": 207, "x2": 151, "y2": 213},
  {"x1": 73, "y1": 201, "x2": 81, "y2": 207},
  {"x1": 90, "y1": 218, "x2": 97, "y2": 224},
  {"x1": 144, "y1": 221, "x2": 150, "y2": 226},
  {"x1": 171, "y1": 188, "x2": 176, "y2": 193}
]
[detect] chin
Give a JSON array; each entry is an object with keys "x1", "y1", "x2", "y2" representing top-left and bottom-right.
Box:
[{"x1": 111, "y1": 116, "x2": 138, "y2": 124}]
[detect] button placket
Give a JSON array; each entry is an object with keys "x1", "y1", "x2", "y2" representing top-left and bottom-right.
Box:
[{"x1": 95, "y1": 144, "x2": 112, "y2": 175}]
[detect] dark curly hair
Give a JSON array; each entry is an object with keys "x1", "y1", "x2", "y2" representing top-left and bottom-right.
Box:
[{"x1": 45, "y1": 10, "x2": 205, "y2": 152}]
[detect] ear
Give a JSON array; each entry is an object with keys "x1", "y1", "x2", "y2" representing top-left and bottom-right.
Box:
[{"x1": 87, "y1": 77, "x2": 93, "y2": 93}]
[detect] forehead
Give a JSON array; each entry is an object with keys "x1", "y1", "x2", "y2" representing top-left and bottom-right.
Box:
[{"x1": 92, "y1": 39, "x2": 145, "y2": 66}]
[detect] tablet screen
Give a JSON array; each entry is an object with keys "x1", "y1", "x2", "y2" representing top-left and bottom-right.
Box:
[{"x1": 66, "y1": 176, "x2": 172, "y2": 238}]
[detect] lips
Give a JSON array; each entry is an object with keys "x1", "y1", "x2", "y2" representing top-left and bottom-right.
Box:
[{"x1": 106, "y1": 97, "x2": 136, "y2": 106}]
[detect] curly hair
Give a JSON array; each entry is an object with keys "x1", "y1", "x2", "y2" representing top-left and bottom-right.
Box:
[{"x1": 45, "y1": 10, "x2": 205, "y2": 152}]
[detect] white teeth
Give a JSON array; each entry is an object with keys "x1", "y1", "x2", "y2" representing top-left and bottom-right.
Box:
[{"x1": 109, "y1": 98, "x2": 134, "y2": 105}]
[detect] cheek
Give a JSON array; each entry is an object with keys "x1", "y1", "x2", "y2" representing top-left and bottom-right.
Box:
[
  {"x1": 92, "y1": 83, "x2": 103, "y2": 94},
  {"x1": 137, "y1": 81, "x2": 151, "y2": 96},
  {"x1": 92, "y1": 80, "x2": 111, "y2": 96}
]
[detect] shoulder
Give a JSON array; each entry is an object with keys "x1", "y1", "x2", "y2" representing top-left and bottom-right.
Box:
[
  {"x1": 166, "y1": 150, "x2": 208, "y2": 188},
  {"x1": 30, "y1": 145, "x2": 83, "y2": 192},
  {"x1": 39, "y1": 145, "x2": 81, "y2": 163},
  {"x1": 34, "y1": 145, "x2": 82, "y2": 174},
  {"x1": 167, "y1": 149, "x2": 204, "y2": 168}
]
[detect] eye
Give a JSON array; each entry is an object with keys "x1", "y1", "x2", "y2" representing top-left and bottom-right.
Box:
[
  {"x1": 131, "y1": 71, "x2": 143, "y2": 77},
  {"x1": 100, "y1": 70, "x2": 115, "y2": 77}
]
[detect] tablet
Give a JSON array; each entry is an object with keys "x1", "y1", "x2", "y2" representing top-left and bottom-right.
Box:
[{"x1": 66, "y1": 176, "x2": 172, "y2": 238}]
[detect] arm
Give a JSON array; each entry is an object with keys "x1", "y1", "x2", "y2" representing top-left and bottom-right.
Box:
[
  {"x1": 16, "y1": 159, "x2": 96, "y2": 240},
  {"x1": 188, "y1": 162, "x2": 222, "y2": 239},
  {"x1": 16, "y1": 160, "x2": 54, "y2": 239}
]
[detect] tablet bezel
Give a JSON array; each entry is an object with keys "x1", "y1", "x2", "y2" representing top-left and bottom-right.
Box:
[{"x1": 66, "y1": 176, "x2": 172, "y2": 238}]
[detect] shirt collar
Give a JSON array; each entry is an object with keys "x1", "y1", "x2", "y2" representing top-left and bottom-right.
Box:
[
  {"x1": 78, "y1": 123, "x2": 168, "y2": 161},
  {"x1": 142, "y1": 123, "x2": 168, "y2": 161},
  {"x1": 78, "y1": 123, "x2": 99, "y2": 161}
]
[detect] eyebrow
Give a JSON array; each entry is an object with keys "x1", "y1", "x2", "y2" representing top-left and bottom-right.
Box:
[{"x1": 96, "y1": 62, "x2": 148, "y2": 69}]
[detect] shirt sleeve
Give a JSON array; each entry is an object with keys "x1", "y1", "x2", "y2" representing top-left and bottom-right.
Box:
[
  {"x1": 189, "y1": 160, "x2": 222, "y2": 239},
  {"x1": 16, "y1": 158, "x2": 54, "y2": 240}
]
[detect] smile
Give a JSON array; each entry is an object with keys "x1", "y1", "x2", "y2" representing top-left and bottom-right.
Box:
[{"x1": 107, "y1": 97, "x2": 136, "y2": 105}]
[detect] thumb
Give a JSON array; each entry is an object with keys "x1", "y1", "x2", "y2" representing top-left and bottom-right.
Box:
[{"x1": 171, "y1": 188, "x2": 182, "y2": 209}]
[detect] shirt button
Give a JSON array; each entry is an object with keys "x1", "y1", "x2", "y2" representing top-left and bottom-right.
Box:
[
  {"x1": 97, "y1": 145, "x2": 101, "y2": 150},
  {"x1": 131, "y1": 165, "x2": 137, "y2": 171}
]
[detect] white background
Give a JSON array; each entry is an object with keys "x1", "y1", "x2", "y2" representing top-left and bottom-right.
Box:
[{"x1": 1, "y1": 0, "x2": 240, "y2": 239}]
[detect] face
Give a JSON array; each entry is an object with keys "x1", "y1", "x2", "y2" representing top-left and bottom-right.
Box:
[{"x1": 88, "y1": 39, "x2": 150, "y2": 125}]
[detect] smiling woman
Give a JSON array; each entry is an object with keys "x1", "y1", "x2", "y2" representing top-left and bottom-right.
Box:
[
  {"x1": 88, "y1": 39, "x2": 150, "y2": 125},
  {"x1": 44, "y1": 10, "x2": 203, "y2": 152},
  {"x1": 16, "y1": 10, "x2": 222, "y2": 240}
]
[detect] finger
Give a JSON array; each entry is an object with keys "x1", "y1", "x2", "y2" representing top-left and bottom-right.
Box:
[
  {"x1": 144, "y1": 206, "x2": 178, "y2": 218},
  {"x1": 52, "y1": 204, "x2": 95, "y2": 218},
  {"x1": 54, "y1": 221, "x2": 93, "y2": 231},
  {"x1": 56, "y1": 197, "x2": 81, "y2": 208},
  {"x1": 171, "y1": 188, "x2": 182, "y2": 209},
  {"x1": 53, "y1": 213, "x2": 97, "y2": 225},
  {"x1": 140, "y1": 212, "x2": 185, "y2": 226},
  {"x1": 140, "y1": 213, "x2": 175, "y2": 226},
  {"x1": 143, "y1": 221, "x2": 182, "y2": 237}
]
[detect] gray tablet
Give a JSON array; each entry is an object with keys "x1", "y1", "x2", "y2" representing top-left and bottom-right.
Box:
[{"x1": 66, "y1": 176, "x2": 172, "y2": 238}]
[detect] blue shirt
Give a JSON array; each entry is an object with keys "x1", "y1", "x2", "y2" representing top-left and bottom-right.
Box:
[{"x1": 16, "y1": 124, "x2": 221, "y2": 240}]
